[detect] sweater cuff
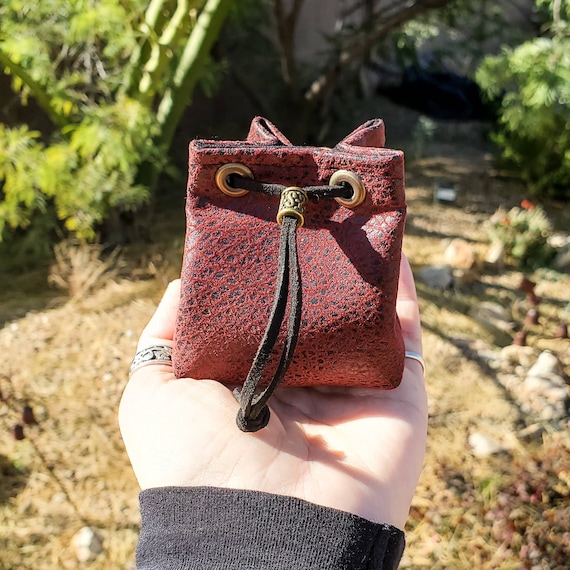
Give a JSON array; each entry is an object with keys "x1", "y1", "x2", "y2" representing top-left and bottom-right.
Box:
[{"x1": 137, "y1": 486, "x2": 404, "y2": 570}]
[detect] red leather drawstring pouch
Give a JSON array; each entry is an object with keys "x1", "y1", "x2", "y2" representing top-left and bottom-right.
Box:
[{"x1": 173, "y1": 117, "x2": 407, "y2": 432}]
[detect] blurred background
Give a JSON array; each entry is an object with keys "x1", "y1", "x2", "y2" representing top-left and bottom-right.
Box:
[{"x1": 0, "y1": 1, "x2": 568, "y2": 568}]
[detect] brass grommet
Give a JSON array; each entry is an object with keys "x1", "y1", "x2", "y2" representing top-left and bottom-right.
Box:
[
  {"x1": 215, "y1": 163, "x2": 254, "y2": 197},
  {"x1": 276, "y1": 187, "x2": 308, "y2": 228},
  {"x1": 330, "y1": 170, "x2": 366, "y2": 208}
]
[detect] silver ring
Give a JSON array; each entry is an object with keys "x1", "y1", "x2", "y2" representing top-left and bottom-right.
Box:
[
  {"x1": 129, "y1": 345, "x2": 173, "y2": 377},
  {"x1": 405, "y1": 351, "x2": 425, "y2": 374}
]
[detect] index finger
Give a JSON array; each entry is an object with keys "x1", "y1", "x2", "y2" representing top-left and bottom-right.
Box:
[{"x1": 396, "y1": 255, "x2": 422, "y2": 355}]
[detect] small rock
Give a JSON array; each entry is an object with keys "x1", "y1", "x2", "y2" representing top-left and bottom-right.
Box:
[
  {"x1": 72, "y1": 527, "x2": 103, "y2": 562},
  {"x1": 52, "y1": 492, "x2": 67, "y2": 504},
  {"x1": 522, "y1": 375, "x2": 552, "y2": 394},
  {"x1": 444, "y1": 238, "x2": 477, "y2": 269},
  {"x1": 500, "y1": 345, "x2": 537, "y2": 368},
  {"x1": 485, "y1": 242, "x2": 505, "y2": 269},
  {"x1": 468, "y1": 432, "x2": 503, "y2": 457},
  {"x1": 527, "y1": 351, "x2": 562, "y2": 378},
  {"x1": 417, "y1": 265, "x2": 453, "y2": 289},
  {"x1": 469, "y1": 302, "x2": 515, "y2": 332}
]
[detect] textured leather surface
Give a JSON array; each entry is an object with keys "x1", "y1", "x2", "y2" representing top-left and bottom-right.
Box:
[{"x1": 173, "y1": 117, "x2": 406, "y2": 388}]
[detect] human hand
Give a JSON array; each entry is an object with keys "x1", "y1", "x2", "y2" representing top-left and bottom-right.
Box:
[{"x1": 119, "y1": 255, "x2": 427, "y2": 530}]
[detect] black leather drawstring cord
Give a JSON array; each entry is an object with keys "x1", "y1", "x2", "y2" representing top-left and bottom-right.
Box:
[
  {"x1": 227, "y1": 174, "x2": 352, "y2": 432},
  {"x1": 228, "y1": 174, "x2": 353, "y2": 202}
]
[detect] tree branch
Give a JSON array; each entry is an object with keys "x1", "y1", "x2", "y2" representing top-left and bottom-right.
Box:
[
  {"x1": 304, "y1": 0, "x2": 456, "y2": 104},
  {"x1": 273, "y1": 0, "x2": 305, "y2": 88},
  {"x1": 552, "y1": 0, "x2": 561, "y2": 26},
  {"x1": 156, "y1": 0, "x2": 233, "y2": 138},
  {"x1": 122, "y1": 0, "x2": 179, "y2": 97}
]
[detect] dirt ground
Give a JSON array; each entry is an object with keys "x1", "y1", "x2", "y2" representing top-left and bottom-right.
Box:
[{"x1": 0, "y1": 122, "x2": 569, "y2": 569}]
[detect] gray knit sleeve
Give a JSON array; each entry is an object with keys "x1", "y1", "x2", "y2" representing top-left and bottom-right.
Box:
[{"x1": 136, "y1": 487, "x2": 404, "y2": 569}]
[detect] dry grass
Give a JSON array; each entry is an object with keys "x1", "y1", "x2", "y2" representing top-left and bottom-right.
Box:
[
  {"x1": 1, "y1": 149, "x2": 569, "y2": 569},
  {"x1": 0, "y1": 279, "x2": 166, "y2": 569},
  {"x1": 48, "y1": 240, "x2": 124, "y2": 300}
]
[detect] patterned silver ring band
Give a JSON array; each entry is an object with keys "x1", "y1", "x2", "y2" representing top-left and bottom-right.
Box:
[
  {"x1": 129, "y1": 345, "x2": 173, "y2": 377},
  {"x1": 404, "y1": 351, "x2": 425, "y2": 374}
]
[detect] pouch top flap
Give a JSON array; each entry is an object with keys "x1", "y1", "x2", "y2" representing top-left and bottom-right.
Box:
[
  {"x1": 247, "y1": 117, "x2": 293, "y2": 146},
  {"x1": 248, "y1": 117, "x2": 386, "y2": 149},
  {"x1": 335, "y1": 119, "x2": 386, "y2": 149}
]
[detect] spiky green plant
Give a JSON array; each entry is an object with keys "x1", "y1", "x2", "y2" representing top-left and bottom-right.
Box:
[{"x1": 488, "y1": 202, "x2": 556, "y2": 269}]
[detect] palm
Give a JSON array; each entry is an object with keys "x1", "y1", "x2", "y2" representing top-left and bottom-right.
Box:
[{"x1": 119, "y1": 257, "x2": 426, "y2": 530}]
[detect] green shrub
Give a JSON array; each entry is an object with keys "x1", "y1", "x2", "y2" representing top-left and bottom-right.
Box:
[
  {"x1": 477, "y1": 1, "x2": 570, "y2": 200},
  {"x1": 0, "y1": 0, "x2": 233, "y2": 244}
]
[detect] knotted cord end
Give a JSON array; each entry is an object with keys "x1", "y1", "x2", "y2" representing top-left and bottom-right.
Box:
[{"x1": 235, "y1": 404, "x2": 271, "y2": 432}]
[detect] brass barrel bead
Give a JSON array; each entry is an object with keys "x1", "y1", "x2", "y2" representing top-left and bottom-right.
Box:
[{"x1": 276, "y1": 187, "x2": 308, "y2": 228}]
